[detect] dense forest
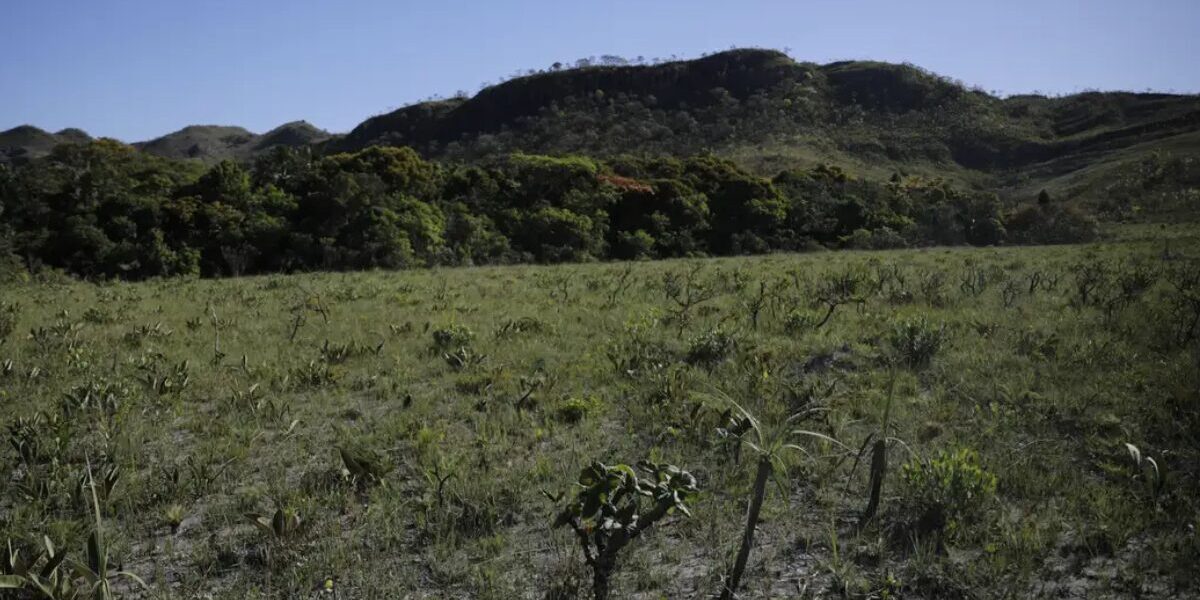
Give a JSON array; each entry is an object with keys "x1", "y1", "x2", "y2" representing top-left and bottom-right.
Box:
[{"x1": 0, "y1": 139, "x2": 1098, "y2": 280}]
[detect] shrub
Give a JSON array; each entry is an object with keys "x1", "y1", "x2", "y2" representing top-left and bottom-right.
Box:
[
  {"x1": 888, "y1": 317, "x2": 947, "y2": 368},
  {"x1": 552, "y1": 394, "x2": 602, "y2": 424},
  {"x1": 900, "y1": 448, "x2": 997, "y2": 539},
  {"x1": 613, "y1": 229, "x2": 656, "y2": 260},
  {"x1": 552, "y1": 461, "x2": 697, "y2": 600},
  {"x1": 685, "y1": 328, "x2": 737, "y2": 367},
  {"x1": 494, "y1": 316, "x2": 550, "y2": 339},
  {"x1": 1005, "y1": 204, "x2": 1099, "y2": 245},
  {"x1": 431, "y1": 324, "x2": 475, "y2": 351},
  {"x1": 844, "y1": 227, "x2": 908, "y2": 250},
  {"x1": 0, "y1": 240, "x2": 27, "y2": 284},
  {"x1": 783, "y1": 308, "x2": 820, "y2": 333},
  {"x1": 605, "y1": 312, "x2": 670, "y2": 377},
  {"x1": 0, "y1": 301, "x2": 18, "y2": 344}
]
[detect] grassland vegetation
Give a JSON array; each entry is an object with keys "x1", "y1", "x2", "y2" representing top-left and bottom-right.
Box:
[{"x1": 0, "y1": 225, "x2": 1197, "y2": 597}]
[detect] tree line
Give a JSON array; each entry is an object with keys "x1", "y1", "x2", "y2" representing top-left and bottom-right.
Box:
[{"x1": 0, "y1": 140, "x2": 1097, "y2": 280}]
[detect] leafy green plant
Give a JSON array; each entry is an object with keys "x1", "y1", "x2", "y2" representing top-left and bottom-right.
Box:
[
  {"x1": 121, "y1": 322, "x2": 173, "y2": 348},
  {"x1": 287, "y1": 360, "x2": 341, "y2": 389},
  {"x1": 1068, "y1": 260, "x2": 1111, "y2": 310},
  {"x1": 246, "y1": 506, "x2": 304, "y2": 543},
  {"x1": 245, "y1": 504, "x2": 305, "y2": 573},
  {"x1": 1165, "y1": 262, "x2": 1200, "y2": 346},
  {"x1": 319, "y1": 338, "x2": 383, "y2": 365},
  {"x1": 136, "y1": 358, "x2": 191, "y2": 396},
  {"x1": 28, "y1": 461, "x2": 148, "y2": 600},
  {"x1": 684, "y1": 328, "x2": 737, "y2": 368},
  {"x1": 494, "y1": 316, "x2": 549, "y2": 339},
  {"x1": 0, "y1": 301, "x2": 18, "y2": 345},
  {"x1": 431, "y1": 324, "x2": 475, "y2": 351},
  {"x1": 162, "y1": 503, "x2": 187, "y2": 534},
  {"x1": 442, "y1": 345, "x2": 487, "y2": 371},
  {"x1": 888, "y1": 317, "x2": 947, "y2": 368},
  {"x1": 552, "y1": 394, "x2": 602, "y2": 424},
  {"x1": 1015, "y1": 328, "x2": 1059, "y2": 359},
  {"x1": 59, "y1": 381, "x2": 130, "y2": 422},
  {"x1": 900, "y1": 448, "x2": 997, "y2": 541},
  {"x1": 184, "y1": 455, "x2": 232, "y2": 497},
  {"x1": 783, "y1": 308, "x2": 822, "y2": 333},
  {"x1": 918, "y1": 270, "x2": 949, "y2": 307},
  {"x1": 4, "y1": 536, "x2": 72, "y2": 598},
  {"x1": 604, "y1": 312, "x2": 669, "y2": 377},
  {"x1": 75, "y1": 462, "x2": 121, "y2": 509},
  {"x1": 551, "y1": 461, "x2": 697, "y2": 600},
  {"x1": 337, "y1": 443, "x2": 390, "y2": 485},
  {"x1": 7, "y1": 412, "x2": 72, "y2": 467}
]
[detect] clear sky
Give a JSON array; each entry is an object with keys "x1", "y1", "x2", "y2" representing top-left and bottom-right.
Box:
[{"x1": 2, "y1": 0, "x2": 1197, "y2": 142}]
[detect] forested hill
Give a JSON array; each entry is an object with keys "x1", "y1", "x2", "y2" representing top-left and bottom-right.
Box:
[{"x1": 326, "y1": 49, "x2": 1200, "y2": 198}]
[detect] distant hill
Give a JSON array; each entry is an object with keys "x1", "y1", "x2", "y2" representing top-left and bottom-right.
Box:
[
  {"x1": 0, "y1": 125, "x2": 93, "y2": 165},
  {"x1": 134, "y1": 121, "x2": 331, "y2": 162},
  {"x1": 1, "y1": 121, "x2": 331, "y2": 166}
]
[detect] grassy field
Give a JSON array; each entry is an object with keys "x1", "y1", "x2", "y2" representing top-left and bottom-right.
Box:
[{"x1": 1, "y1": 225, "x2": 1199, "y2": 599}]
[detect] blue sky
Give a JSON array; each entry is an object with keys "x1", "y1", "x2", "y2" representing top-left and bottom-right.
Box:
[{"x1": 2, "y1": 0, "x2": 1197, "y2": 141}]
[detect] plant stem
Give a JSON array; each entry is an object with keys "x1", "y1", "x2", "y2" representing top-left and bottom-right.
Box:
[{"x1": 722, "y1": 454, "x2": 772, "y2": 600}]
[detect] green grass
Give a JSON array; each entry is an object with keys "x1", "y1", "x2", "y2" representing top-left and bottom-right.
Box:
[{"x1": 1, "y1": 226, "x2": 1198, "y2": 598}]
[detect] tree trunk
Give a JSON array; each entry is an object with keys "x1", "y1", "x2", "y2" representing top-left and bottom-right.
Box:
[
  {"x1": 591, "y1": 559, "x2": 613, "y2": 600},
  {"x1": 721, "y1": 455, "x2": 772, "y2": 600},
  {"x1": 862, "y1": 438, "x2": 887, "y2": 522}
]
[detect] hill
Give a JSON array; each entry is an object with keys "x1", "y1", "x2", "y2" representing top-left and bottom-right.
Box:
[
  {"x1": 0, "y1": 125, "x2": 93, "y2": 165},
  {"x1": 327, "y1": 49, "x2": 1200, "y2": 204},
  {"x1": 134, "y1": 121, "x2": 331, "y2": 161}
]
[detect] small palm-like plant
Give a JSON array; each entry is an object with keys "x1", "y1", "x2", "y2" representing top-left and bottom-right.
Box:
[
  {"x1": 851, "y1": 371, "x2": 909, "y2": 525},
  {"x1": 6, "y1": 536, "x2": 71, "y2": 598},
  {"x1": 1, "y1": 537, "x2": 64, "y2": 591},
  {"x1": 245, "y1": 505, "x2": 304, "y2": 571},
  {"x1": 715, "y1": 396, "x2": 845, "y2": 600},
  {"x1": 1124, "y1": 442, "x2": 1165, "y2": 505},
  {"x1": 34, "y1": 460, "x2": 147, "y2": 600},
  {"x1": 163, "y1": 503, "x2": 187, "y2": 534},
  {"x1": 247, "y1": 506, "x2": 303, "y2": 542}
]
